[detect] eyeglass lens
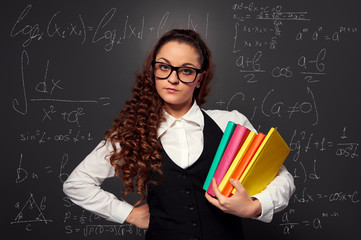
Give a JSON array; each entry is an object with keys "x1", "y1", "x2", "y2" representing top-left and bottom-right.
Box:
[{"x1": 153, "y1": 62, "x2": 197, "y2": 83}]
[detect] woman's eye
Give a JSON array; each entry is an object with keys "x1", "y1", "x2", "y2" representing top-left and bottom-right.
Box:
[
  {"x1": 160, "y1": 64, "x2": 170, "y2": 71},
  {"x1": 181, "y1": 68, "x2": 194, "y2": 75}
]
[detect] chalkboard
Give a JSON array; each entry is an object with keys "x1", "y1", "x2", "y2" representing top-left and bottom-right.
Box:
[{"x1": 3, "y1": 0, "x2": 360, "y2": 239}]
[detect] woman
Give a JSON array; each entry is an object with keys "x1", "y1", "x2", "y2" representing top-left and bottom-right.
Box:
[{"x1": 63, "y1": 29, "x2": 295, "y2": 240}]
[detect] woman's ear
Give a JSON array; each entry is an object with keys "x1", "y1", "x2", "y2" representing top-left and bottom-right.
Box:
[{"x1": 196, "y1": 71, "x2": 206, "y2": 88}]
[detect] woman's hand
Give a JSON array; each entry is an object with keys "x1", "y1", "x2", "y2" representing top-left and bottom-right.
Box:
[
  {"x1": 205, "y1": 178, "x2": 262, "y2": 218},
  {"x1": 125, "y1": 203, "x2": 150, "y2": 229}
]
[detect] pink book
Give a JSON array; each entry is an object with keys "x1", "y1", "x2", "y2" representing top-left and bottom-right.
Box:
[{"x1": 207, "y1": 124, "x2": 250, "y2": 196}]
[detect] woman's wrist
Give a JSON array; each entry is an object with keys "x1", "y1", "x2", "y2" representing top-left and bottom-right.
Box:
[
  {"x1": 250, "y1": 197, "x2": 262, "y2": 218},
  {"x1": 125, "y1": 207, "x2": 135, "y2": 224}
]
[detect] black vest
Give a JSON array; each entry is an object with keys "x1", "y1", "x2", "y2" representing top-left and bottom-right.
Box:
[{"x1": 146, "y1": 111, "x2": 244, "y2": 240}]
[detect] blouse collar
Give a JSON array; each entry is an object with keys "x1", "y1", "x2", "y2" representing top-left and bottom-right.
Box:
[{"x1": 157, "y1": 101, "x2": 204, "y2": 138}]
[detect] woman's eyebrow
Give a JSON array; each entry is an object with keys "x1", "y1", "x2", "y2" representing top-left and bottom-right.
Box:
[
  {"x1": 156, "y1": 57, "x2": 170, "y2": 63},
  {"x1": 156, "y1": 57, "x2": 198, "y2": 68},
  {"x1": 182, "y1": 63, "x2": 197, "y2": 68}
]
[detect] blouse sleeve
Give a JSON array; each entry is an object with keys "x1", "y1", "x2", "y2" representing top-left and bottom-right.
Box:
[
  {"x1": 63, "y1": 141, "x2": 133, "y2": 223},
  {"x1": 204, "y1": 109, "x2": 296, "y2": 223},
  {"x1": 252, "y1": 165, "x2": 295, "y2": 222}
]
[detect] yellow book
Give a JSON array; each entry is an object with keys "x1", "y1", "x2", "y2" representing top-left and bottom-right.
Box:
[
  {"x1": 218, "y1": 131, "x2": 256, "y2": 192},
  {"x1": 232, "y1": 128, "x2": 290, "y2": 196}
]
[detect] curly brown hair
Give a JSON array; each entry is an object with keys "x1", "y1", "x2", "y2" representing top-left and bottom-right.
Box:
[{"x1": 104, "y1": 29, "x2": 214, "y2": 205}]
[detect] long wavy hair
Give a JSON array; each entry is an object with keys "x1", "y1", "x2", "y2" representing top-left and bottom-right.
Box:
[{"x1": 104, "y1": 29, "x2": 214, "y2": 205}]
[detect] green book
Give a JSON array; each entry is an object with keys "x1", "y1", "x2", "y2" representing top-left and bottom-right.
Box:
[{"x1": 203, "y1": 121, "x2": 237, "y2": 191}]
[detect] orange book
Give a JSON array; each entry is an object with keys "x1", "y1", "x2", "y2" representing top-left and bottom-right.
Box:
[
  {"x1": 222, "y1": 132, "x2": 266, "y2": 197},
  {"x1": 233, "y1": 128, "x2": 290, "y2": 196}
]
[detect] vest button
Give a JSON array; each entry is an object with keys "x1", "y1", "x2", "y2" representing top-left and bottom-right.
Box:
[
  {"x1": 191, "y1": 221, "x2": 198, "y2": 227},
  {"x1": 185, "y1": 189, "x2": 191, "y2": 194},
  {"x1": 188, "y1": 204, "x2": 194, "y2": 211}
]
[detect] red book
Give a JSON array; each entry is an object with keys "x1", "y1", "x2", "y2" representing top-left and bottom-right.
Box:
[
  {"x1": 222, "y1": 132, "x2": 266, "y2": 197},
  {"x1": 207, "y1": 124, "x2": 250, "y2": 196}
]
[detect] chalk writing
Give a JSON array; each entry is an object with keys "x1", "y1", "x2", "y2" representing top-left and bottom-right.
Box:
[
  {"x1": 11, "y1": 193, "x2": 53, "y2": 231},
  {"x1": 292, "y1": 159, "x2": 320, "y2": 183},
  {"x1": 280, "y1": 209, "x2": 324, "y2": 235},
  {"x1": 19, "y1": 129, "x2": 94, "y2": 144},
  {"x1": 13, "y1": 50, "x2": 29, "y2": 115},
  {"x1": 232, "y1": 2, "x2": 310, "y2": 50},
  {"x1": 297, "y1": 48, "x2": 327, "y2": 83},
  {"x1": 296, "y1": 26, "x2": 358, "y2": 42},
  {"x1": 10, "y1": 5, "x2": 210, "y2": 51},
  {"x1": 289, "y1": 127, "x2": 360, "y2": 162},
  {"x1": 293, "y1": 188, "x2": 359, "y2": 204},
  {"x1": 41, "y1": 106, "x2": 86, "y2": 127},
  {"x1": 63, "y1": 202, "x2": 146, "y2": 238},
  {"x1": 34, "y1": 59, "x2": 63, "y2": 95},
  {"x1": 16, "y1": 154, "x2": 29, "y2": 184},
  {"x1": 226, "y1": 87, "x2": 319, "y2": 125},
  {"x1": 15, "y1": 153, "x2": 73, "y2": 183},
  {"x1": 12, "y1": 50, "x2": 111, "y2": 117}
]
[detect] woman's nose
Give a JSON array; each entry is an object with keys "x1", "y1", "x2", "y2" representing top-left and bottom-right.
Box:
[{"x1": 167, "y1": 70, "x2": 180, "y2": 84}]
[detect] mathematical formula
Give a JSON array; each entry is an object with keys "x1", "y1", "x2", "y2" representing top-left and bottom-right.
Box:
[{"x1": 10, "y1": 5, "x2": 210, "y2": 51}]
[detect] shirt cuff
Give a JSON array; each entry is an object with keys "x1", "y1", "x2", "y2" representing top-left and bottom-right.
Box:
[
  {"x1": 252, "y1": 191, "x2": 274, "y2": 223},
  {"x1": 111, "y1": 200, "x2": 134, "y2": 223}
]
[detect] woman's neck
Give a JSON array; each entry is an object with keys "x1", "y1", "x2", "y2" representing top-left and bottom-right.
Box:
[{"x1": 164, "y1": 101, "x2": 193, "y2": 119}]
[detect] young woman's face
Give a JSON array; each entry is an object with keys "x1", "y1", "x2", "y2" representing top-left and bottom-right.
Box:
[{"x1": 154, "y1": 41, "x2": 203, "y2": 118}]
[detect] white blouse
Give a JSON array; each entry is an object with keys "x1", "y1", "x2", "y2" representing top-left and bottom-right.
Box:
[{"x1": 63, "y1": 102, "x2": 295, "y2": 224}]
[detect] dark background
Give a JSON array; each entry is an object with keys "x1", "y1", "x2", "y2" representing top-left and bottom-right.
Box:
[{"x1": 2, "y1": 0, "x2": 360, "y2": 239}]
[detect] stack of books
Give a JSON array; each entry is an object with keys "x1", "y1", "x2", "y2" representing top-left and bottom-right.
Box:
[{"x1": 203, "y1": 121, "x2": 290, "y2": 197}]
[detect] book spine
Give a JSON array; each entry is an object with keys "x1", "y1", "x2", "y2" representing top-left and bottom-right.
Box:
[
  {"x1": 218, "y1": 130, "x2": 255, "y2": 194},
  {"x1": 202, "y1": 121, "x2": 236, "y2": 191},
  {"x1": 230, "y1": 132, "x2": 266, "y2": 195},
  {"x1": 207, "y1": 124, "x2": 249, "y2": 196},
  {"x1": 222, "y1": 132, "x2": 265, "y2": 197}
]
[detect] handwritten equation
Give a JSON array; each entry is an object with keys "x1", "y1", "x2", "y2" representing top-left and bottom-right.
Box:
[
  {"x1": 10, "y1": 5, "x2": 210, "y2": 51},
  {"x1": 289, "y1": 127, "x2": 359, "y2": 162},
  {"x1": 16, "y1": 153, "x2": 71, "y2": 184},
  {"x1": 12, "y1": 50, "x2": 111, "y2": 116},
  {"x1": 232, "y1": 47, "x2": 328, "y2": 84},
  {"x1": 63, "y1": 199, "x2": 146, "y2": 238},
  {"x1": 232, "y1": 2, "x2": 357, "y2": 50},
  {"x1": 19, "y1": 129, "x2": 93, "y2": 144},
  {"x1": 223, "y1": 87, "x2": 319, "y2": 126}
]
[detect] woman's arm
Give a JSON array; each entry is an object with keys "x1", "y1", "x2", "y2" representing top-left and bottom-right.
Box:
[
  {"x1": 63, "y1": 141, "x2": 133, "y2": 223},
  {"x1": 205, "y1": 177, "x2": 262, "y2": 218},
  {"x1": 204, "y1": 109, "x2": 296, "y2": 222},
  {"x1": 205, "y1": 165, "x2": 295, "y2": 222},
  {"x1": 252, "y1": 165, "x2": 295, "y2": 222}
]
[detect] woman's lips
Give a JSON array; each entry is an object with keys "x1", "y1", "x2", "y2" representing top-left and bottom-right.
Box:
[{"x1": 166, "y1": 88, "x2": 178, "y2": 93}]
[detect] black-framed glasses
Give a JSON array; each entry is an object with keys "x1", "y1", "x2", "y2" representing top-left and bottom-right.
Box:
[{"x1": 152, "y1": 61, "x2": 202, "y2": 83}]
